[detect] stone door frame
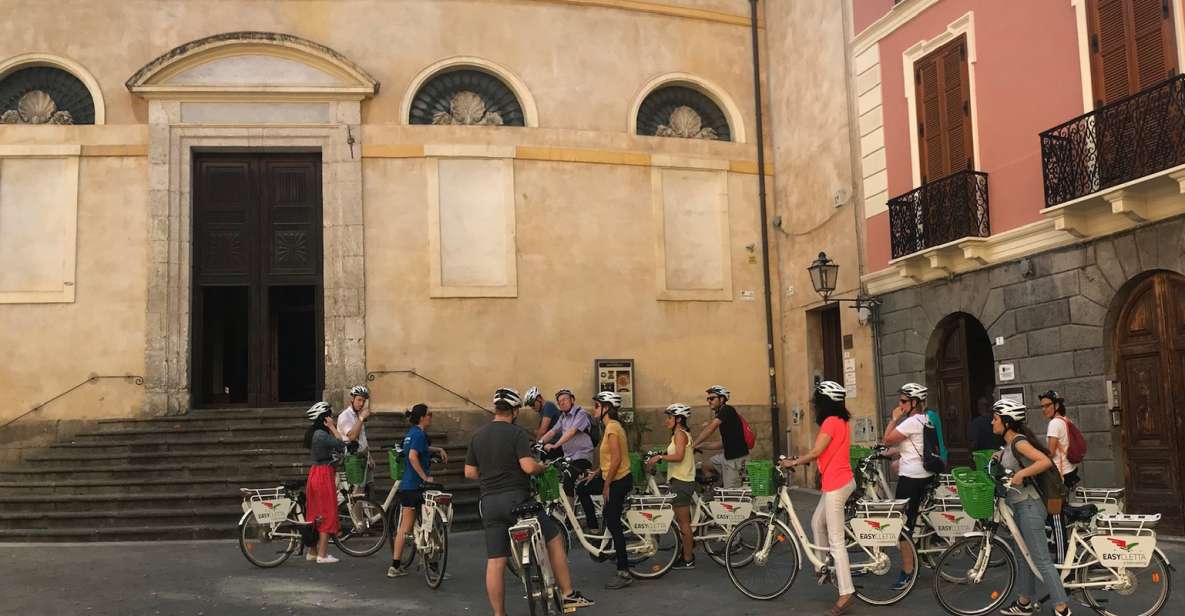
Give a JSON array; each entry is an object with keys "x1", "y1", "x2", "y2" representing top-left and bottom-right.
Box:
[{"x1": 144, "y1": 100, "x2": 365, "y2": 415}]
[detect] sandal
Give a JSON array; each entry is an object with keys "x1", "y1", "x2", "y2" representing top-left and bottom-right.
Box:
[{"x1": 824, "y1": 596, "x2": 856, "y2": 616}]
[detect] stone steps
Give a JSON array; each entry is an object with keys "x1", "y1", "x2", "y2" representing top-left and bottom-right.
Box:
[{"x1": 0, "y1": 406, "x2": 478, "y2": 541}]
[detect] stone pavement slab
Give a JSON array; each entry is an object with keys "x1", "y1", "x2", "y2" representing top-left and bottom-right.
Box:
[{"x1": 0, "y1": 490, "x2": 1181, "y2": 616}]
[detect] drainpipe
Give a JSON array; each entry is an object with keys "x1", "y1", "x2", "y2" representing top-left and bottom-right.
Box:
[{"x1": 749, "y1": 0, "x2": 782, "y2": 456}]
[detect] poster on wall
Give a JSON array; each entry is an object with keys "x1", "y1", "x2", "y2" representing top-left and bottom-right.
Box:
[{"x1": 595, "y1": 359, "x2": 635, "y2": 413}]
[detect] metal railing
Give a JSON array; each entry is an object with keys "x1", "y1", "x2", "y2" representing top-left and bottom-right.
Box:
[
  {"x1": 1040, "y1": 73, "x2": 1185, "y2": 207},
  {"x1": 888, "y1": 169, "x2": 990, "y2": 259},
  {"x1": 366, "y1": 369, "x2": 490, "y2": 412},
  {"x1": 0, "y1": 375, "x2": 145, "y2": 431}
]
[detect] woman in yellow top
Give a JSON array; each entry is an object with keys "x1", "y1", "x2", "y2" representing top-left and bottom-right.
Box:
[
  {"x1": 577, "y1": 390, "x2": 634, "y2": 589},
  {"x1": 646, "y1": 403, "x2": 695, "y2": 569}
]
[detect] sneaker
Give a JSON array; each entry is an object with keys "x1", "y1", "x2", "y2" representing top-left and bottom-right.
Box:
[
  {"x1": 671, "y1": 556, "x2": 696, "y2": 570},
  {"x1": 386, "y1": 566, "x2": 409, "y2": 578},
  {"x1": 305, "y1": 552, "x2": 318, "y2": 561},
  {"x1": 562, "y1": 590, "x2": 595, "y2": 609},
  {"x1": 1052, "y1": 606, "x2": 1071, "y2": 616},
  {"x1": 316, "y1": 555, "x2": 339, "y2": 564},
  {"x1": 999, "y1": 599, "x2": 1038, "y2": 616},
  {"x1": 605, "y1": 571, "x2": 633, "y2": 590},
  {"x1": 889, "y1": 570, "x2": 912, "y2": 591}
]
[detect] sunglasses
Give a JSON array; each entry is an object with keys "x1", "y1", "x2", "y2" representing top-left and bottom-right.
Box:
[{"x1": 706, "y1": 395, "x2": 720, "y2": 401}]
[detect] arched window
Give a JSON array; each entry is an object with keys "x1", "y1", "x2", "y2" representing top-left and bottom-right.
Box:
[
  {"x1": 0, "y1": 66, "x2": 96, "y2": 125},
  {"x1": 636, "y1": 85, "x2": 730, "y2": 141},
  {"x1": 409, "y1": 69, "x2": 525, "y2": 127}
]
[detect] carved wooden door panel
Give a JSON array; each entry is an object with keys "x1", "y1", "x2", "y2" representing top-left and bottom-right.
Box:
[
  {"x1": 935, "y1": 317, "x2": 973, "y2": 467},
  {"x1": 1117, "y1": 273, "x2": 1185, "y2": 533}
]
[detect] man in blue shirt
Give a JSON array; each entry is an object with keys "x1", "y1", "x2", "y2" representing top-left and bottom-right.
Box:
[{"x1": 524, "y1": 386, "x2": 561, "y2": 443}]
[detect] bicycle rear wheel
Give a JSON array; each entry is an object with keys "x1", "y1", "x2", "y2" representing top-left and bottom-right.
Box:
[
  {"x1": 848, "y1": 534, "x2": 917, "y2": 605},
  {"x1": 626, "y1": 525, "x2": 680, "y2": 579},
  {"x1": 521, "y1": 547, "x2": 553, "y2": 616},
  {"x1": 932, "y1": 535, "x2": 1015, "y2": 616},
  {"x1": 335, "y1": 497, "x2": 388, "y2": 557},
  {"x1": 423, "y1": 518, "x2": 449, "y2": 589},
  {"x1": 1077, "y1": 549, "x2": 1171, "y2": 616},
  {"x1": 238, "y1": 517, "x2": 297, "y2": 568},
  {"x1": 724, "y1": 517, "x2": 800, "y2": 600}
]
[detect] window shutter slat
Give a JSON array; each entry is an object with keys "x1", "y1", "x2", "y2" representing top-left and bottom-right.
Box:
[
  {"x1": 1089, "y1": 0, "x2": 1178, "y2": 104},
  {"x1": 917, "y1": 57, "x2": 944, "y2": 182},
  {"x1": 942, "y1": 45, "x2": 966, "y2": 173}
]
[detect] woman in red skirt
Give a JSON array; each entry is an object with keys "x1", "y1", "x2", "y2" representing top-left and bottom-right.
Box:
[{"x1": 304, "y1": 402, "x2": 345, "y2": 563}]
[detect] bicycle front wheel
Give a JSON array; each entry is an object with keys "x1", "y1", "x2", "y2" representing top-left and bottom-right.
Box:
[
  {"x1": 1077, "y1": 548, "x2": 1172, "y2": 616},
  {"x1": 933, "y1": 535, "x2": 1016, "y2": 616},
  {"x1": 848, "y1": 534, "x2": 918, "y2": 605},
  {"x1": 238, "y1": 516, "x2": 297, "y2": 568},
  {"x1": 423, "y1": 518, "x2": 449, "y2": 589},
  {"x1": 724, "y1": 517, "x2": 800, "y2": 600},
  {"x1": 335, "y1": 497, "x2": 388, "y2": 557}
]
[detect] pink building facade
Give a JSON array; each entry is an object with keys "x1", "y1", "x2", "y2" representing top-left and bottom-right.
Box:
[{"x1": 850, "y1": 0, "x2": 1185, "y2": 532}]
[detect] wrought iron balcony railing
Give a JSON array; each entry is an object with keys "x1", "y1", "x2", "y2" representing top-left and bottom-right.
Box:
[
  {"x1": 1040, "y1": 73, "x2": 1185, "y2": 208},
  {"x1": 888, "y1": 170, "x2": 990, "y2": 260}
]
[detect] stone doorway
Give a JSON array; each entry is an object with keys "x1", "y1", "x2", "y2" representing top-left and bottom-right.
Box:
[
  {"x1": 1113, "y1": 271, "x2": 1185, "y2": 533},
  {"x1": 191, "y1": 153, "x2": 324, "y2": 407},
  {"x1": 927, "y1": 312, "x2": 996, "y2": 467}
]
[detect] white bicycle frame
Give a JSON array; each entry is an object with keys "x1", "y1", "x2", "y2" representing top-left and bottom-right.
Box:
[
  {"x1": 412, "y1": 490, "x2": 452, "y2": 553},
  {"x1": 551, "y1": 479, "x2": 661, "y2": 559},
  {"x1": 644, "y1": 474, "x2": 756, "y2": 542},
  {"x1": 508, "y1": 514, "x2": 562, "y2": 615},
  {"x1": 964, "y1": 492, "x2": 1170, "y2": 590}
]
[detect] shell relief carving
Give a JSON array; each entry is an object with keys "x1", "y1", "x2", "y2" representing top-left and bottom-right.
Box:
[
  {"x1": 655, "y1": 106, "x2": 717, "y2": 140},
  {"x1": 1, "y1": 90, "x2": 74, "y2": 125},
  {"x1": 432, "y1": 90, "x2": 503, "y2": 126}
]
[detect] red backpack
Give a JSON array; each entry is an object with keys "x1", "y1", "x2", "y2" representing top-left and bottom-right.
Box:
[
  {"x1": 740, "y1": 413, "x2": 756, "y2": 450},
  {"x1": 1065, "y1": 418, "x2": 1087, "y2": 465}
]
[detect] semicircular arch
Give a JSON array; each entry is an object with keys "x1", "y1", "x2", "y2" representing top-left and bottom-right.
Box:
[
  {"x1": 400, "y1": 56, "x2": 538, "y2": 127},
  {"x1": 0, "y1": 53, "x2": 105, "y2": 124},
  {"x1": 628, "y1": 72, "x2": 745, "y2": 143}
]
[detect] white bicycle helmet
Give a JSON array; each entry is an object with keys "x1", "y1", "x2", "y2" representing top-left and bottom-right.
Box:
[
  {"x1": 898, "y1": 382, "x2": 928, "y2": 401},
  {"x1": 706, "y1": 385, "x2": 730, "y2": 401},
  {"x1": 593, "y1": 391, "x2": 622, "y2": 409},
  {"x1": 664, "y1": 403, "x2": 692, "y2": 418},
  {"x1": 305, "y1": 401, "x2": 332, "y2": 421},
  {"x1": 992, "y1": 398, "x2": 1026, "y2": 422},
  {"x1": 349, "y1": 384, "x2": 370, "y2": 399},
  {"x1": 493, "y1": 387, "x2": 522, "y2": 409},
  {"x1": 815, "y1": 380, "x2": 847, "y2": 402},
  {"x1": 524, "y1": 386, "x2": 542, "y2": 405}
]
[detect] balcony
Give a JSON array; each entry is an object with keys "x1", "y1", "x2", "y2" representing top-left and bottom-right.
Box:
[
  {"x1": 1040, "y1": 74, "x2": 1185, "y2": 208},
  {"x1": 888, "y1": 169, "x2": 990, "y2": 259}
]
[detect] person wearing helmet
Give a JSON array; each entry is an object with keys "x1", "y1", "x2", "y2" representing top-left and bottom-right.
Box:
[
  {"x1": 337, "y1": 384, "x2": 374, "y2": 495},
  {"x1": 388, "y1": 403, "x2": 448, "y2": 578},
  {"x1": 646, "y1": 403, "x2": 696, "y2": 569},
  {"x1": 524, "y1": 386, "x2": 562, "y2": 443},
  {"x1": 882, "y1": 382, "x2": 939, "y2": 590},
  {"x1": 464, "y1": 388, "x2": 593, "y2": 614},
  {"x1": 1039, "y1": 390, "x2": 1080, "y2": 489},
  {"x1": 690, "y1": 385, "x2": 750, "y2": 488},
  {"x1": 303, "y1": 402, "x2": 345, "y2": 563},
  {"x1": 991, "y1": 399, "x2": 1071, "y2": 616},
  {"x1": 540, "y1": 389, "x2": 596, "y2": 503},
  {"x1": 577, "y1": 390, "x2": 633, "y2": 589},
  {"x1": 780, "y1": 381, "x2": 855, "y2": 615}
]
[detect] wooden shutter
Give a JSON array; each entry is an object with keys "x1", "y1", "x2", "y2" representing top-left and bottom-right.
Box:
[
  {"x1": 914, "y1": 35, "x2": 974, "y2": 184},
  {"x1": 1089, "y1": 0, "x2": 1179, "y2": 105}
]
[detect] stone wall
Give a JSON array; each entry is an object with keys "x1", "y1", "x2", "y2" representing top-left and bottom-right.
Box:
[{"x1": 874, "y1": 215, "x2": 1185, "y2": 488}]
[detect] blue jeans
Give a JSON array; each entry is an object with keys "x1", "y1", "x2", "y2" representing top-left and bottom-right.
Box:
[{"x1": 1011, "y1": 498, "x2": 1068, "y2": 606}]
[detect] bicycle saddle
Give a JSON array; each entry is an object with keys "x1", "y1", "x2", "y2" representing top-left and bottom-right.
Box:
[
  {"x1": 512, "y1": 501, "x2": 545, "y2": 516},
  {"x1": 282, "y1": 480, "x2": 305, "y2": 491},
  {"x1": 421, "y1": 482, "x2": 445, "y2": 491},
  {"x1": 1062, "y1": 503, "x2": 1099, "y2": 525}
]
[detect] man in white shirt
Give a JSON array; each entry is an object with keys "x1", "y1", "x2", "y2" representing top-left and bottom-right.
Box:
[
  {"x1": 1040, "y1": 390, "x2": 1080, "y2": 488},
  {"x1": 338, "y1": 384, "x2": 374, "y2": 495}
]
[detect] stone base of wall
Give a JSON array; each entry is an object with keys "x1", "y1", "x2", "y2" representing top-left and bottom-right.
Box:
[{"x1": 0, "y1": 419, "x2": 100, "y2": 467}]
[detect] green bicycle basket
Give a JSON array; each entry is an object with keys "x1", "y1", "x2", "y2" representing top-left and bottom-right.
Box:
[
  {"x1": 629, "y1": 453, "x2": 644, "y2": 485},
  {"x1": 535, "y1": 466, "x2": 562, "y2": 502},
  {"x1": 388, "y1": 448, "x2": 404, "y2": 481},
  {"x1": 952, "y1": 466, "x2": 995, "y2": 520},
  {"x1": 849, "y1": 445, "x2": 873, "y2": 467},
  {"x1": 972, "y1": 449, "x2": 997, "y2": 472},
  {"x1": 343, "y1": 453, "x2": 367, "y2": 485},
  {"x1": 746, "y1": 460, "x2": 775, "y2": 496}
]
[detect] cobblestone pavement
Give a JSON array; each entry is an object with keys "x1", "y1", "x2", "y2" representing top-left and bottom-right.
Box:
[{"x1": 2, "y1": 491, "x2": 1181, "y2": 616}]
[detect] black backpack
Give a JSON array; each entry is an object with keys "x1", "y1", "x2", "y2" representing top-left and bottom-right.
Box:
[
  {"x1": 579, "y1": 407, "x2": 602, "y2": 446},
  {"x1": 919, "y1": 417, "x2": 946, "y2": 474}
]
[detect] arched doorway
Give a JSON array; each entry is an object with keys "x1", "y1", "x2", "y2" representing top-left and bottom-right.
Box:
[
  {"x1": 1114, "y1": 271, "x2": 1185, "y2": 533},
  {"x1": 927, "y1": 313, "x2": 997, "y2": 467}
]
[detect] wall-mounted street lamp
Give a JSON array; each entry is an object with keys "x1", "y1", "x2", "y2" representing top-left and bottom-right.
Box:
[{"x1": 806, "y1": 251, "x2": 881, "y2": 322}]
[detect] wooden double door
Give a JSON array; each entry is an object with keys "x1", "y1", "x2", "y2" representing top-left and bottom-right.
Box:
[
  {"x1": 1116, "y1": 272, "x2": 1185, "y2": 533},
  {"x1": 930, "y1": 314, "x2": 996, "y2": 468},
  {"x1": 192, "y1": 153, "x2": 324, "y2": 407}
]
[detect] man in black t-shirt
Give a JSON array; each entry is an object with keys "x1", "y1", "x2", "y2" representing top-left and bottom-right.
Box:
[
  {"x1": 690, "y1": 384, "x2": 749, "y2": 488},
  {"x1": 464, "y1": 388, "x2": 592, "y2": 615}
]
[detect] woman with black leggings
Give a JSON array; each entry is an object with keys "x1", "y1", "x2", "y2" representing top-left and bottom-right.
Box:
[{"x1": 577, "y1": 390, "x2": 633, "y2": 589}]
